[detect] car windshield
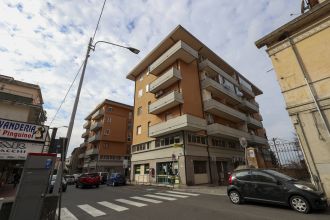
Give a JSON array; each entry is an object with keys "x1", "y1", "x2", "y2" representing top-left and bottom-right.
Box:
[{"x1": 263, "y1": 170, "x2": 295, "y2": 181}]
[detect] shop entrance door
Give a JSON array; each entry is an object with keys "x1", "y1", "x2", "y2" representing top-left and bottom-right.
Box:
[{"x1": 216, "y1": 161, "x2": 228, "y2": 185}]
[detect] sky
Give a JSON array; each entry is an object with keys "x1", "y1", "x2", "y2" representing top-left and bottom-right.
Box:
[{"x1": 0, "y1": 0, "x2": 302, "y2": 155}]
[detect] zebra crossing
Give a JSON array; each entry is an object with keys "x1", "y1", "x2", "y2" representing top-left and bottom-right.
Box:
[{"x1": 58, "y1": 191, "x2": 199, "y2": 219}]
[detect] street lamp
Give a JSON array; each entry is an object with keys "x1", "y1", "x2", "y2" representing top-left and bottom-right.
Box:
[{"x1": 57, "y1": 37, "x2": 139, "y2": 219}]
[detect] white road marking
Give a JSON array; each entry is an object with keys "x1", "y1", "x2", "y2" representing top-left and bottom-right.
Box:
[
  {"x1": 166, "y1": 191, "x2": 200, "y2": 196},
  {"x1": 156, "y1": 192, "x2": 188, "y2": 198},
  {"x1": 144, "y1": 194, "x2": 177, "y2": 201},
  {"x1": 56, "y1": 208, "x2": 78, "y2": 220},
  {"x1": 116, "y1": 199, "x2": 147, "y2": 207},
  {"x1": 98, "y1": 201, "x2": 129, "y2": 212},
  {"x1": 131, "y1": 196, "x2": 163, "y2": 204},
  {"x1": 77, "y1": 204, "x2": 106, "y2": 217}
]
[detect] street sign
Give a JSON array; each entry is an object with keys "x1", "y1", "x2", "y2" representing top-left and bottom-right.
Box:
[{"x1": 239, "y1": 137, "x2": 248, "y2": 148}]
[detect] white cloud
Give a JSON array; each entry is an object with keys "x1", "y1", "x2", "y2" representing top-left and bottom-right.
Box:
[{"x1": 0, "y1": 0, "x2": 300, "y2": 154}]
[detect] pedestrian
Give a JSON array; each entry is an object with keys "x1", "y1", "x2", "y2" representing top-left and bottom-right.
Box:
[{"x1": 13, "y1": 172, "x2": 20, "y2": 188}]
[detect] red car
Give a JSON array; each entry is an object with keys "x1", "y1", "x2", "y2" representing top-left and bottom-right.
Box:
[{"x1": 76, "y1": 173, "x2": 100, "y2": 188}]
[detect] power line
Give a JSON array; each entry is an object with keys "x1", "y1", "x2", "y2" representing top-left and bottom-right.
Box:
[
  {"x1": 48, "y1": 60, "x2": 85, "y2": 126},
  {"x1": 92, "y1": 0, "x2": 107, "y2": 41}
]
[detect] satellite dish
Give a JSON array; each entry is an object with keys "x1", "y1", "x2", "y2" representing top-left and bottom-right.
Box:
[{"x1": 239, "y1": 137, "x2": 248, "y2": 148}]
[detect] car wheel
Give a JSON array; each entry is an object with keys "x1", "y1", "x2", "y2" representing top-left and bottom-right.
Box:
[
  {"x1": 229, "y1": 190, "x2": 242, "y2": 204},
  {"x1": 290, "y1": 195, "x2": 310, "y2": 214}
]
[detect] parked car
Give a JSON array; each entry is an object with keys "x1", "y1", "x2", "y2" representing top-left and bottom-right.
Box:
[
  {"x1": 49, "y1": 175, "x2": 67, "y2": 193},
  {"x1": 64, "y1": 175, "x2": 75, "y2": 185},
  {"x1": 97, "y1": 172, "x2": 109, "y2": 184},
  {"x1": 227, "y1": 169, "x2": 328, "y2": 213},
  {"x1": 73, "y1": 173, "x2": 81, "y2": 183},
  {"x1": 76, "y1": 173, "x2": 100, "y2": 188},
  {"x1": 107, "y1": 173, "x2": 126, "y2": 186}
]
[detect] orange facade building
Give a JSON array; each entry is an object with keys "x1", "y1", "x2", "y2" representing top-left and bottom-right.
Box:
[
  {"x1": 80, "y1": 99, "x2": 133, "y2": 174},
  {"x1": 127, "y1": 26, "x2": 270, "y2": 185}
]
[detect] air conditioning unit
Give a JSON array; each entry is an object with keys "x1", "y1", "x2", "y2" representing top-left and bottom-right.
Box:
[{"x1": 155, "y1": 90, "x2": 163, "y2": 98}]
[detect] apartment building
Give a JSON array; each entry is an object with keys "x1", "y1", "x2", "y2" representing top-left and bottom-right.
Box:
[
  {"x1": 81, "y1": 99, "x2": 133, "y2": 174},
  {"x1": 0, "y1": 74, "x2": 47, "y2": 189},
  {"x1": 256, "y1": 0, "x2": 330, "y2": 199},
  {"x1": 127, "y1": 25, "x2": 269, "y2": 186}
]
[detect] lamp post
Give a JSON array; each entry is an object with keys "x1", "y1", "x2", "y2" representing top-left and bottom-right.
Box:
[{"x1": 57, "y1": 37, "x2": 139, "y2": 219}]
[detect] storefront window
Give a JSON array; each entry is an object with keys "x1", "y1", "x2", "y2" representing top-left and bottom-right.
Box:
[
  {"x1": 134, "y1": 165, "x2": 141, "y2": 174},
  {"x1": 193, "y1": 161, "x2": 207, "y2": 174}
]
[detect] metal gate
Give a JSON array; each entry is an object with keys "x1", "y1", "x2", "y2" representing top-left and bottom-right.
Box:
[{"x1": 268, "y1": 138, "x2": 309, "y2": 180}]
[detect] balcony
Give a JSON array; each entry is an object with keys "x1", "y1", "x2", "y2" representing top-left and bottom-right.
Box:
[
  {"x1": 240, "y1": 99, "x2": 259, "y2": 113},
  {"x1": 199, "y1": 59, "x2": 238, "y2": 86},
  {"x1": 90, "y1": 121, "x2": 103, "y2": 131},
  {"x1": 246, "y1": 116, "x2": 263, "y2": 129},
  {"x1": 250, "y1": 134, "x2": 268, "y2": 145},
  {"x1": 78, "y1": 153, "x2": 85, "y2": 159},
  {"x1": 240, "y1": 84, "x2": 255, "y2": 98},
  {"x1": 149, "y1": 40, "x2": 198, "y2": 75},
  {"x1": 83, "y1": 121, "x2": 91, "y2": 129},
  {"x1": 85, "y1": 148, "x2": 99, "y2": 156},
  {"x1": 88, "y1": 134, "x2": 100, "y2": 143},
  {"x1": 204, "y1": 99, "x2": 246, "y2": 122},
  {"x1": 149, "y1": 114, "x2": 207, "y2": 137},
  {"x1": 149, "y1": 91, "x2": 184, "y2": 114},
  {"x1": 207, "y1": 123, "x2": 250, "y2": 140},
  {"x1": 81, "y1": 130, "x2": 89, "y2": 138},
  {"x1": 149, "y1": 67, "x2": 182, "y2": 93},
  {"x1": 92, "y1": 109, "x2": 104, "y2": 120},
  {"x1": 201, "y1": 77, "x2": 242, "y2": 104},
  {"x1": 80, "y1": 142, "x2": 87, "y2": 148}
]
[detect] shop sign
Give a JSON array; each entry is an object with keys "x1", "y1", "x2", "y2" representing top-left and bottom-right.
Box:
[
  {"x1": 0, "y1": 118, "x2": 49, "y2": 142},
  {"x1": 0, "y1": 139, "x2": 43, "y2": 160}
]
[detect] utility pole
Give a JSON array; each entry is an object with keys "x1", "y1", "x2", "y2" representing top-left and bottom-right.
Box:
[{"x1": 58, "y1": 37, "x2": 93, "y2": 220}]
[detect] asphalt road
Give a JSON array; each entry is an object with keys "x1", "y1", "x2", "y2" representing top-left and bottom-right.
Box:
[{"x1": 61, "y1": 184, "x2": 330, "y2": 220}]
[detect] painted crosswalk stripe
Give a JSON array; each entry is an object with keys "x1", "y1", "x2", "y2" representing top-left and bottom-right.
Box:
[
  {"x1": 166, "y1": 191, "x2": 200, "y2": 196},
  {"x1": 156, "y1": 192, "x2": 188, "y2": 198},
  {"x1": 98, "y1": 201, "x2": 129, "y2": 212},
  {"x1": 116, "y1": 199, "x2": 147, "y2": 207},
  {"x1": 131, "y1": 196, "x2": 163, "y2": 204},
  {"x1": 56, "y1": 208, "x2": 78, "y2": 220},
  {"x1": 144, "y1": 194, "x2": 177, "y2": 201},
  {"x1": 77, "y1": 204, "x2": 106, "y2": 217}
]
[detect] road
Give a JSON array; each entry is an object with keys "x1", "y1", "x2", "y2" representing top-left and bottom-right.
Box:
[{"x1": 61, "y1": 184, "x2": 330, "y2": 220}]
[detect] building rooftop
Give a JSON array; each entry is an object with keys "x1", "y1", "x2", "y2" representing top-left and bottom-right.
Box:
[
  {"x1": 255, "y1": 0, "x2": 330, "y2": 48},
  {"x1": 85, "y1": 99, "x2": 133, "y2": 120},
  {"x1": 126, "y1": 25, "x2": 263, "y2": 95}
]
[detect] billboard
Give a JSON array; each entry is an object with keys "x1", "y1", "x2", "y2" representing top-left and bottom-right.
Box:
[
  {"x1": 0, "y1": 118, "x2": 49, "y2": 142},
  {"x1": 0, "y1": 140, "x2": 44, "y2": 160}
]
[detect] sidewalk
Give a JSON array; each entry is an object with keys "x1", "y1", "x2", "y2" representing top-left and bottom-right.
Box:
[{"x1": 174, "y1": 184, "x2": 227, "y2": 196}]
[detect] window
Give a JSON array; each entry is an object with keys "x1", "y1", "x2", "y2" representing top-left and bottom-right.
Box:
[
  {"x1": 132, "y1": 142, "x2": 150, "y2": 152},
  {"x1": 145, "y1": 84, "x2": 149, "y2": 93},
  {"x1": 165, "y1": 112, "x2": 174, "y2": 121},
  {"x1": 251, "y1": 171, "x2": 276, "y2": 183},
  {"x1": 155, "y1": 134, "x2": 181, "y2": 148},
  {"x1": 138, "y1": 89, "x2": 143, "y2": 97},
  {"x1": 137, "y1": 126, "x2": 142, "y2": 135},
  {"x1": 127, "y1": 134, "x2": 131, "y2": 141},
  {"x1": 193, "y1": 161, "x2": 207, "y2": 174},
  {"x1": 137, "y1": 107, "x2": 142, "y2": 116},
  {"x1": 107, "y1": 117, "x2": 111, "y2": 123},
  {"x1": 128, "y1": 111, "x2": 133, "y2": 119},
  {"x1": 147, "y1": 121, "x2": 150, "y2": 136},
  {"x1": 144, "y1": 164, "x2": 150, "y2": 174},
  {"x1": 108, "y1": 107, "x2": 113, "y2": 112},
  {"x1": 134, "y1": 165, "x2": 141, "y2": 174},
  {"x1": 104, "y1": 129, "x2": 110, "y2": 135},
  {"x1": 235, "y1": 171, "x2": 251, "y2": 181},
  {"x1": 187, "y1": 133, "x2": 207, "y2": 145}
]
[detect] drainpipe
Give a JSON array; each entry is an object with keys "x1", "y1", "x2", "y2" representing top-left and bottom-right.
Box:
[
  {"x1": 288, "y1": 38, "x2": 330, "y2": 137},
  {"x1": 296, "y1": 113, "x2": 324, "y2": 192}
]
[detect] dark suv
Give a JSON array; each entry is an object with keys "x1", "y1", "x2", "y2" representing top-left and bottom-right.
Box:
[{"x1": 227, "y1": 169, "x2": 328, "y2": 213}]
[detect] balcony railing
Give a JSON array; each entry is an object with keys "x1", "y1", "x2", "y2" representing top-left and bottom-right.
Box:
[
  {"x1": 78, "y1": 153, "x2": 85, "y2": 159},
  {"x1": 81, "y1": 130, "x2": 89, "y2": 138},
  {"x1": 90, "y1": 121, "x2": 103, "y2": 131},
  {"x1": 246, "y1": 116, "x2": 263, "y2": 128},
  {"x1": 240, "y1": 99, "x2": 259, "y2": 113},
  {"x1": 92, "y1": 109, "x2": 104, "y2": 120},
  {"x1": 85, "y1": 148, "x2": 99, "y2": 156},
  {"x1": 80, "y1": 142, "x2": 87, "y2": 148},
  {"x1": 199, "y1": 59, "x2": 238, "y2": 86},
  {"x1": 240, "y1": 84, "x2": 255, "y2": 98},
  {"x1": 149, "y1": 114, "x2": 206, "y2": 137},
  {"x1": 149, "y1": 67, "x2": 182, "y2": 93},
  {"x1": 201, "y1": 77, "x2": 242, "y2": 104},
  {"x1": 149, "y1": 90, "x2": 184, "y2": 114},
  {"x1": 149, "y1": 40, "x2": 198, "y2": 75},
  {"x1": 204, "y1": 99, "x2": 246, "y2": 122},
  {"x1": 88, "y1": 134, "x2": 100, "y2": 143},
  {"x1": 83, "y1": 121, "x2": 91, "y2": 129}
]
